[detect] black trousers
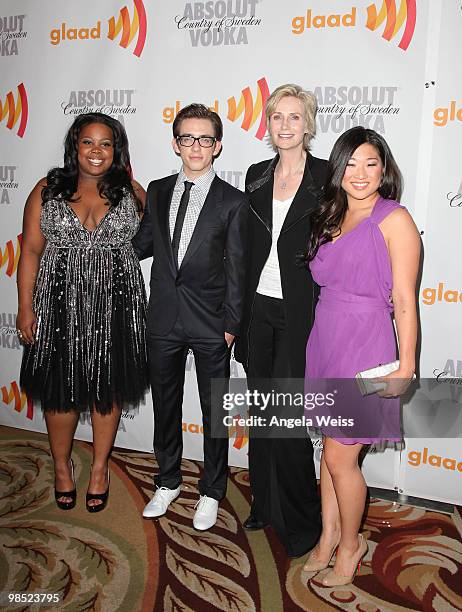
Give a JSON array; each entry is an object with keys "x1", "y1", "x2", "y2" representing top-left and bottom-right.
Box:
[
  {"x1": 147, "y1": 318, "x2": 230, "y2": 501},
  {"x1": 247, "y1": 293, "x2": 321, "y2": 556}
]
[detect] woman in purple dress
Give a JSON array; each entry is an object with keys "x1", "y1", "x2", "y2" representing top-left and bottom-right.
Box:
[{"x1": 303, "y1": 127, "x2": 420, "y2": 586}]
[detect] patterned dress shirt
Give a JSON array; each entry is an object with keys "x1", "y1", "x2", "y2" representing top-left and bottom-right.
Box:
[{"x1": 169, "y1": 166, "x2": 216, "y2": 266}]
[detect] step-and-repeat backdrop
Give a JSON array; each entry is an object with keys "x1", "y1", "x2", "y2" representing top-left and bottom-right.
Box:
[{"x1": 1, "y1": 1, "x2": 460, "y2": 504}]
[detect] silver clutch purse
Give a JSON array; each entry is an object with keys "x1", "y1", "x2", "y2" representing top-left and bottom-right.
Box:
[{"x1": 355, "y1": 360, "x2": 401, "y2": 396}]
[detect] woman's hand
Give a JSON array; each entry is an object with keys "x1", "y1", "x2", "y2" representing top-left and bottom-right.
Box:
[
  {"x1": 16, "y1": 307, "x2": 37, "y2": 344},
  {"x1": 375, "y1": 368, "x2": 414, "y2": 397}
]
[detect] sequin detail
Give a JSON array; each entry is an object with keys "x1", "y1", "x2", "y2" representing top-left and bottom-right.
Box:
[{"x1": 20, "y1": 193, "x2": 148, "y2": 413}]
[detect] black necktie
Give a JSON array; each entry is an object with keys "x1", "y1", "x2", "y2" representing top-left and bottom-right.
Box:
[{"x1": 172, "y1": 181, "x2": 194, "y2": 267}]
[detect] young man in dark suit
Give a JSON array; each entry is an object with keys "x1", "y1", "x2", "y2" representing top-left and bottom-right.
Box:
[{"x1": 132, "y1": 104, "x2": 248, "y2": 530}]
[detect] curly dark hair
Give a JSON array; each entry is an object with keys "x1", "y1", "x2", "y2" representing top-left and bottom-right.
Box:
[
  {"x1": 41, "y1": 112, "x2": 141, "y2": 210},
  {"x1": 307, "y1": 126, "x2": 402, "y2": 262}
]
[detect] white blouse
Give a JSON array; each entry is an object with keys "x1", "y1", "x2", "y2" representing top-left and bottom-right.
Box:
[{"x1": 256, "y1": 196, "x2": 294, "y2": 299}]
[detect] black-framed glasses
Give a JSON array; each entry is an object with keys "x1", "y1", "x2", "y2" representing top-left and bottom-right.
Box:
[{"x1": 176, "y1": 135, "x2": 216, "y2": 148}]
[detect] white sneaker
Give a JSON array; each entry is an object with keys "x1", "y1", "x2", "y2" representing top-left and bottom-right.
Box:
[
  {"x1": 193, "y1": 495, "x2": 219, "y2": 530},
  {"x1": 143, "y1": 486, "x2": 180, "y2": 518}
]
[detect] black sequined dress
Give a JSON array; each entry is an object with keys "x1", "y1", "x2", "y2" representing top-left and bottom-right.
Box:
[{"x1": 20, "y1": 193, "x2": 149, "y2": 413}]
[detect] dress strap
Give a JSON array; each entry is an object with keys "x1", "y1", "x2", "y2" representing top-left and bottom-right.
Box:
[{"x1": 370, "y1": 197, "x2": 405, "y2": 225}]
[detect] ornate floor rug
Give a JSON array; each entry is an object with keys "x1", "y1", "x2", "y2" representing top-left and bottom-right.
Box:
[{"x1": 1, "y1": 426, "x2": 461, "y2": 612}]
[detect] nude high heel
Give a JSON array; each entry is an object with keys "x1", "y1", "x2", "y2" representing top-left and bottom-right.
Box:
[
  {"x1": 321, "y1": 534, "x2": 368, "y2": 587},
  {"x1": 303, "y1": 535, "x2": 341, "y2": 572}
]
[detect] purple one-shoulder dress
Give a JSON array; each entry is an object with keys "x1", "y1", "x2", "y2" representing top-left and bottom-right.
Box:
[{"x1": 305, "y1": 197, "x2": 403, "y2": 445}]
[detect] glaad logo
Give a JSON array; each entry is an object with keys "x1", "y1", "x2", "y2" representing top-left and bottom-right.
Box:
[
  {"x1": 421, "y1": 283, "x2": 462, "y2": 306},
  {"x1": 50, "y1": 0, "x2": 147, "y2": 57},
  {"x1": 291, "y1": 1, "x2": 416, "y2": 51},
  {"x1": 50, "y1": 21, "x2": 101, "y2": 45},
  {"x1": 0, "y1": 14, "x2": 27, "y2": 56},
  {"x1": 227, "y1": 77, "x2": 270, "y2": 140},
  {"x1": 163, "y1": 100, "x2": 219, "y2": 125},
  {"x1": 408, "y1": 447, "x2": 462, "y2": 473},
  {"x1": 162, "y1": 77, "x2": 270, "y2": 141},
  {"x1": 366, "y1": 0, "x2": 416, "y2": 51},
  {"x1": 0, "y1": 83, "x2": 28, "y2": 138},
  {"x1": 292, "y1": 8, "x2": 356, "y2": 32},
  {"x1": 434, "y1": 101, "x2": 462, "y2": 128},
  {"x1": 314, "y1": 86, "x2": 400, "y2": 135},
  {"x1": 175, "y1": 0, "x2": 262, "y2": 47},
  {"x1": 1, "y1": 381, "x2": 33, "y2": 420},
  {"x1": 61, "y1": 89, "x2": 137, "y2": 122},
  {"x1": 0, "y1": 165, "x2": 19, "y2": 205},
  {"x1": 108, "y1": 0, "x2": 147, "y2": 57},
  {"x1": 0, "y1": 313, "x2": 20, "y2": 350},
  {"x1": 447, "y1": 181, "x2": 462, "y2": 208},
  {"x1": 0, "y1": 234, "x2": 21, "y2": 277},
  {"x1": 182, "y1": 421, "x2": 204, "y2": 434}
]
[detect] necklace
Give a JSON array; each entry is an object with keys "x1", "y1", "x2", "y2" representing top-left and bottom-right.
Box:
[{"x1": 276, "y1": 158, "x2": 305, "y2": 190}]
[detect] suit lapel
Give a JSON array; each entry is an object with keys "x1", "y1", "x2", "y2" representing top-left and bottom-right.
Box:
[
  {"x1": 180, "y1": 176, "x2": 223, "y2": 270},
  {"x1": 157, "y1": 174, "x2": 177, "y2": 273},
  {"x1": 281, "y1": 154, "x2": 322, "y2": 234},
  {"x1": 252, "y1": 175, "x2": 273, "y2": 233}
]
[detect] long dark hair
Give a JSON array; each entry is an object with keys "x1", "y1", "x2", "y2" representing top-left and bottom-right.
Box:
[
  {"x1": 42, "y1": 112, "x2": 141, "y2": 210},
  {"x1": 307, "y1": 126, "x2": 402, "y2": 261}
]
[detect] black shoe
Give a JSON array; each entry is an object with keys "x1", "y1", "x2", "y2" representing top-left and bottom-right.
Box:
[
  {"x1": 86, "y1": 469, "x2": 110, "y2": 513},
  {"x1": 243, "y1": 514, "x2": 269, "y2": 531},
  {"x1": 55, "y1": 459, "x2": 76, "y2": 510}
]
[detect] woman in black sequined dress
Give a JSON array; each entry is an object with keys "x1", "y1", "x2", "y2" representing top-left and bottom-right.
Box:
[{"x1": 17, "y1": 113, "x2": 148, "y2": 511}]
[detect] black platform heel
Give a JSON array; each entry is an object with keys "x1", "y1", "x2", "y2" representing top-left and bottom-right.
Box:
[
  {"x1": 55, "y1": 459, "x2": 76, "y2": 510},
  {"x1": 86, "y1": 469, "x2": 110, "y2": 513}
]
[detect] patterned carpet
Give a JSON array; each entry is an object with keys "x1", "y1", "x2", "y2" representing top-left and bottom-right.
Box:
[{"x1": 1, "y1": 425, "x2": 461, "y2": 612}]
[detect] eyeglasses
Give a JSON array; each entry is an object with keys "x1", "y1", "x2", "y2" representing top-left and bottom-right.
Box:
[{"x1": 176, "y1": 135, "x2": 216, "y2": 148}]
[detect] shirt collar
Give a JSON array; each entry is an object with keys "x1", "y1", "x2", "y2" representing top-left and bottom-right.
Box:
[{"x1": 176, "y1": 165, "x2": 216, "y2": 195}]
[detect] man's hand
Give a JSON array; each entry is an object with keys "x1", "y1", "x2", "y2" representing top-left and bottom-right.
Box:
[{"x1": 225, "y1": 332, "x2": 235, "y2": 348}]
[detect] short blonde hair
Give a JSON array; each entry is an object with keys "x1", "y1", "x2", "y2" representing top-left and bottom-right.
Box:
[{"x1": 265, "y1": 84, "x2": 317, "y2": 151}]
